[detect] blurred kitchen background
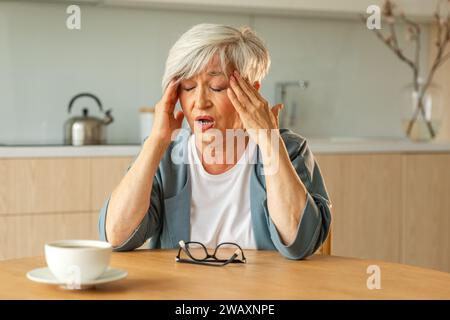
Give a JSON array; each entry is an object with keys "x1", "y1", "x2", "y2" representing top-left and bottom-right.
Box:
[{"x1": 1, "y1": 0, "x2": 449, "y2": 273}]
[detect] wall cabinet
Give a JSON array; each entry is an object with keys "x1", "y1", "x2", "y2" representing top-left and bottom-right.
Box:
[
  {"x1": 0, "y1": 157, "x2": 133, "y2": 260},
  {"x1": 67, "y1": 0, "x2": 439, "y2": 21},
  {"x1": 0, "y1": 152, "x2": 449, "y2": 273},
  {"x1": 402, "y1": 154, "x2": 450, "y2": 273},
  {"x1": 0, "y1": 158, "x2": 90, "y2": 215},
  {"x1": 91, "y1": 158, "x2": 134, "y2": 211},
  {"x1": 315, "y1": 154, "x2": 403, "y2": 263},
  {"x1": 0, "y1": 212, "x2": 98, "y2": 260},
  {"x1": 315, "y1": 153, "x2": 450, "y2": 273}
]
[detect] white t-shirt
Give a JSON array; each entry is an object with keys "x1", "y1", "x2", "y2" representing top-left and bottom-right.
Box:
[{"x1": 188, "y1": 134, "x2": 258, "y2": 249}]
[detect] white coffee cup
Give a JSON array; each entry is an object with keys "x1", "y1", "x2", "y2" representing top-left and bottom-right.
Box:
[{"x1": 45, "y1": 240, "x2": 112, "y2": 284}]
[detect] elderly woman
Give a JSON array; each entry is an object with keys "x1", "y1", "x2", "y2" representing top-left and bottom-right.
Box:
[{"x1": 98, "y1": 23, "x2": 332, "y2": 260}]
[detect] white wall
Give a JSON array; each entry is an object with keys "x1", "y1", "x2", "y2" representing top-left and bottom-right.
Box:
[
  {"x1": 0, "y1": 1, "x2": 429, "y2": 143},
  {"x1": 254, "y1": 16, "x2": 429, "y2": 138}
]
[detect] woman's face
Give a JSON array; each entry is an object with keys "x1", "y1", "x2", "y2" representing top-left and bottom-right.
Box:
[{"x1": 178, "y1": 55, "x2": 258, "y2": 142}]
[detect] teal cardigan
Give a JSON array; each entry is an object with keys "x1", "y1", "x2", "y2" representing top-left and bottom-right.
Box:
[{"x1": 98, "y1": 128, "x2": 332, "y2": 260}]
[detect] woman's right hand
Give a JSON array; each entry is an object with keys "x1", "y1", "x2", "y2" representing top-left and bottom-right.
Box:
[
  {"x1": 107, "y1": 80, "x2": 183, "y2": 247},
  {"x1": 150, "y1": 79, "x2": 185, "y2": 145}
]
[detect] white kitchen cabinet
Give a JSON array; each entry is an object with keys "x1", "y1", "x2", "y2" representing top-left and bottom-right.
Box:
[
  {"x1": 60, "y1": 0, "x2": 440, "y2": 20},
  {"x1": 0, "y1": 156, "x2": 133, "y2": 261},
  {"x1": 316, "y1": 152, "x2": 450, "y2": 273}
]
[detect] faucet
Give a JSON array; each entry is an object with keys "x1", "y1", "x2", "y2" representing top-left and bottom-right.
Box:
[{"x1": 275, "y1": 81, "x2": 309, "y2": 128}]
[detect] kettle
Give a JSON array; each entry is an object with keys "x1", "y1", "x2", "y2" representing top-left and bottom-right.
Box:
[{"x1": 64, "y1": 93, "x2": 114, "y2": 146}]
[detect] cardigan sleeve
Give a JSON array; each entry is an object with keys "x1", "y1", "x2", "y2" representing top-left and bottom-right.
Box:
[
  {"x1": 97, "y1": 166, "x2": 164, "y2": 252},
  {"x1": 265, "y1": 134, "x2": 332, "y2": 260}
]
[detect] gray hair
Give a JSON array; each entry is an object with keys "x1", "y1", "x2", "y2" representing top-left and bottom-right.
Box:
[{"x1": 161, "y1": 23, "x2": 271, "y2": 92}]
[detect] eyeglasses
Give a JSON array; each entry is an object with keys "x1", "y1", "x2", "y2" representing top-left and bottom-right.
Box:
[{"x1": 176, "y1": 240, "x2": 247, "y2": 267}]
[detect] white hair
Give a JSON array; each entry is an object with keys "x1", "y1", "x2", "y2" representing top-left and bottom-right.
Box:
[{"x1": 161, "y1": 23, "x2": 271, "y2": 92}]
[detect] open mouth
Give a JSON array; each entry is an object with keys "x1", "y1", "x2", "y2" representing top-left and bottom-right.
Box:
[{"x1": 194, "y1": 115, "x2": 215, "y2": 132}]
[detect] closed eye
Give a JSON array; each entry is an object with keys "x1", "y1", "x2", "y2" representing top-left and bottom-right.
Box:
[{"x1": 182, "y1": 87, "x2": 225, "y2": 92}]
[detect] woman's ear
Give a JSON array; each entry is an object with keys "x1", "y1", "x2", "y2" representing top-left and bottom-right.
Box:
[{"x1": 253, "y1": 81, "x2": 261, "y2": 91}]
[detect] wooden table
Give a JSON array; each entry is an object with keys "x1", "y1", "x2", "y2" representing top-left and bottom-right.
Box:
[{"x1": 1, "y1": 249, "x2": 449, "y2": 299}]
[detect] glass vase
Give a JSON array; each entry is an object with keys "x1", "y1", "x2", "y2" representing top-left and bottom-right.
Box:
[{"x1": 401, "y1": 79, "x2": 444, "y2": 142}]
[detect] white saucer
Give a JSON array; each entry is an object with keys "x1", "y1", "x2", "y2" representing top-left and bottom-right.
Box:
[{"x1": 26, "y1": 267, "x2": 128, "y2": 290}]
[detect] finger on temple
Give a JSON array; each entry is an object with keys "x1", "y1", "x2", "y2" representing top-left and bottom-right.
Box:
[{"x1": 163, "y1": 79, "x2": 180, "y2": 111}]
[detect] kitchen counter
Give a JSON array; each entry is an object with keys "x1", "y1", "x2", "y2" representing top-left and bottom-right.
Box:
[
  {"x1": 309, "y1": 137, "x2": 450, "y2": 154},
  {"x1": 1, "y1": 138, "x2": 450, "y2": 158},
  {"x1": 0, "y1": 145, "x2": 142, "y2": 158}
]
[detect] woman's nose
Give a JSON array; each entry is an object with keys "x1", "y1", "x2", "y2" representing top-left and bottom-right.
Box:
[{"x1": 194, "y1": 89, "x2": 212, "y2": 109}]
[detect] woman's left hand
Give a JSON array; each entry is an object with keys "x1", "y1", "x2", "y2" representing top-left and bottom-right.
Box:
[{"x1": 227, "y1": 70, "x2": 283, "y2": 144}]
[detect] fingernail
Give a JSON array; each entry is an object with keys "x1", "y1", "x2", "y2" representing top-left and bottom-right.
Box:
[{"x1": 234, "y1": 70, "x2": 239, "y2": 77}]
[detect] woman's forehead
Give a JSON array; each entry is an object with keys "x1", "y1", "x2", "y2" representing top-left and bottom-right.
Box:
[{"x1": 182, "y1": 68, "x2": 227, "y2": 81}]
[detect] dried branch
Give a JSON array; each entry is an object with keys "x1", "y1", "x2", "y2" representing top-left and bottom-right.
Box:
[
  {"x1": 359, "y1": 14, "x2": 416, "y2": 72},
  {"x1": 423, "y1": 9, "x2": 450, "y2": 98},
  {"x1": 436, "y1": 51, "x2": 450, "y2": 68},
  {"x1": 388, "y1": 18, "x2": 400, "y2": 49},
  {"x1": 405, "y1": 0, "x2": 450, "y2": 138},
  {"x1": 362, "y1": 0, "x2": 450, "y2": 139},
  {"x1": 400, "y1": 13, "x2": 421, "y2": 90}
]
